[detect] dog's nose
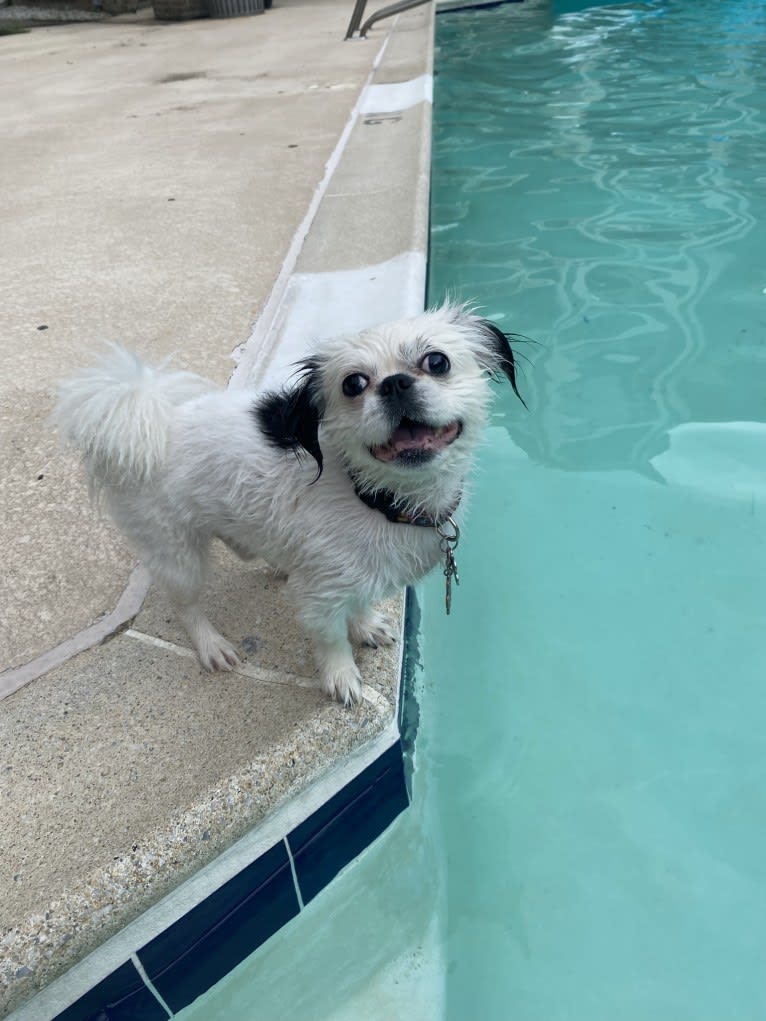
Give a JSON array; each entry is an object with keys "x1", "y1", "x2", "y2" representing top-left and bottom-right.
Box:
[{"x1": 378, "y1": 373, "x2": 415, "y2": 398}]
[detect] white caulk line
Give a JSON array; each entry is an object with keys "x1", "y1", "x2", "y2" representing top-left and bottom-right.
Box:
[
  {"x1": 0, "y1": 564, "x2": 151, "y2": 702},
  {"x1": 130, "y1": 953, "x2": 173, "y2": 1019},
  {"x1": 230, "y1": 31, "x2": 392, "y2": 389},
  {"x1": 360, "y1": 683, "x2": 387, "y2": 709},
  {"x1": 124, "y1": 628, "x2": 314, "y2": 687},
  {"x1": 124, "y1": 628, "x2": 388, "y2": 710},
  {"x1": 283, "y1": 836, "x2": 305, "y2": 911}
]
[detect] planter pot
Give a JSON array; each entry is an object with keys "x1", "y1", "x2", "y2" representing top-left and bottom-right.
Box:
[
  {"x1": 209, "y1": 0, "x2": 263, "y2": 16},
  {"x1": 154, "y1": 0, "x2": 208, "y2": 19}
]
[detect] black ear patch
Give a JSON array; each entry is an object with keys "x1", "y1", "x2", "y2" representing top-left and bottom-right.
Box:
[
  {"x1": 478, "y1": 319, "x2": 527, "y2": 408},
  {"x1": 253, "y1": 360, "x2": 324, "y2": 479}
]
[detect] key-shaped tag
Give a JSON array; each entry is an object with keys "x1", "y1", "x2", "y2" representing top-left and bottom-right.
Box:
[
  {"x1": 436, "y1": 517, "x2": 461, "y2": 616},
  {"x1": 443, "y1": 545, "x2": 460, "y2": 615}
]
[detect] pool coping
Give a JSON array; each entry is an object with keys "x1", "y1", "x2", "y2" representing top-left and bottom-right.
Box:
[{"x1": 5, "y1": 6, "x2": 434, "y2": 1019}]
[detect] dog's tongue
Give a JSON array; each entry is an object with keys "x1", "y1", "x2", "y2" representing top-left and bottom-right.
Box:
[{"x1": 371, "y1": 420, "x2": 459, "y2": 462}]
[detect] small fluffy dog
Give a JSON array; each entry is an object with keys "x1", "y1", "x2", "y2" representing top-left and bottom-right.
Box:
[{"x1": 56, "y1": 303, "x2": 523, "y2": 704}]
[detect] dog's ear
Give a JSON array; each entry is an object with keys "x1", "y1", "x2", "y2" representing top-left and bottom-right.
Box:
[
  {"x1": 476, "y1": 319, "x2": 527, "y2": 408},
  {"x1": 436, "y1": 301, "x2": 527, "y2": 408},
  {"x1": 253, "y1": 359, "x2": 325, "y2": 479}
]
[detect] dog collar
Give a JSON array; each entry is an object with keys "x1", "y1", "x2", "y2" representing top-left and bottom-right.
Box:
[
  {"x1": 351, "y1": 481, "x2": 460, "y2": 529},
  {"x1": 351, "y1": 478, "x2": 462, "y2": 614}
]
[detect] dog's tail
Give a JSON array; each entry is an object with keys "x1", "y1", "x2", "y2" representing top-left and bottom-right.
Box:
[{"x1": 55, "y1": 343, "x2": 213, "y2": 499}]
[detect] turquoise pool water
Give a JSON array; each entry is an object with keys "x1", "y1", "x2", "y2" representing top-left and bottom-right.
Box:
[
  {"x1": 178, "y1": 2, "x2": 766, "y2": 1018},
  {"x1": 427, "y1": 0, "x2": 766, "y2": 1017}
]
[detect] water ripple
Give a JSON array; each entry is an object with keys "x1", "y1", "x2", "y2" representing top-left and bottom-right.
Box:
[{"x1": 432, "y1": 0, "x2": 766, "y2": 475}]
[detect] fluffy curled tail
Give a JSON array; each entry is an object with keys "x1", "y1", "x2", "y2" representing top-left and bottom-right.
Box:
[{"x1": 55, "y1": 344, "x2": 213, "y2": 499}]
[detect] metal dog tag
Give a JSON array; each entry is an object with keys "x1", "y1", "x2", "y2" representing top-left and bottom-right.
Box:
[{"x1": 436, "y1": 517, "x2": 460, "y2": 615}]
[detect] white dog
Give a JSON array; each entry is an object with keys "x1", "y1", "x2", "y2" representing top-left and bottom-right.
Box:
[{"x1": 56, "y1": 303, "x2": 524, "y2": 704}]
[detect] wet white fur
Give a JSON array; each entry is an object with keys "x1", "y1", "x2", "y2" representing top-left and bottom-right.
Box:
[{"x1": 55, "y1": 303, "x2": 505, "y2": 704}]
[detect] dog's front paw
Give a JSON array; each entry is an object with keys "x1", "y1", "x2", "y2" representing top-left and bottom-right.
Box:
[
  {"x1": 198, "y1": 634, "x2": 241, "y2": 672},
  {"x1": 321, "y1": 664, "x2": 363, "y2": 707},
  {"x1": 180, "y1": 609, "x2": 241, "y2": 673},
  {"x1": 349, "y1": 612, "x2": 398, "y2": 649}
]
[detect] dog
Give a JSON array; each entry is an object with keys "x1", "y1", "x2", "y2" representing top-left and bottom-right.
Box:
[{"x1": 55, "y1": 302, "x2": 524, "y2": 704}]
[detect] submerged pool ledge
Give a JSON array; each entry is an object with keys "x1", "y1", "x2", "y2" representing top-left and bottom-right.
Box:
[{"x1": 3, "y1": 4, "x2": 434, "y2": 1018}]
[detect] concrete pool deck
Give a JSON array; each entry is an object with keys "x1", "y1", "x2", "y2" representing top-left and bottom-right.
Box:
[{"x1": 0, "y1": 2, "x2": 432, "y2": 1014}]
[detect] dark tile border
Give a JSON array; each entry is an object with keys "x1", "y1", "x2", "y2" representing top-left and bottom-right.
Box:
[
  {"x1": 288, "y1": 741, "x2": 409, "y2": 905},
  {"x1": 137, "y1": 842, "x2": 299, "y2": 1014},
  {"x1": 437, "y1": 0, "x2": 523, "y2": 14},
  {"x1": 51, "y1": 960, "x2": 168, "y2": 1021}
]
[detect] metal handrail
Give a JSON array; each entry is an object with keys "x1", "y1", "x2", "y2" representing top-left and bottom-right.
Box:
[{"x1": 345, "y1": 0, "x2": 432, "y2": 39}]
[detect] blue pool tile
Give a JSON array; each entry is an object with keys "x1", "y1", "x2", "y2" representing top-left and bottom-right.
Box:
[
  {"x1": 137, "y1": 841, "x2": 299, "y2": 1013},
  {"x1": 288, "y1": 741, "x2": 409, "y2": 904},
  {"x1": 52, "y1": 960, "x2": 167, "y2": 1021}
]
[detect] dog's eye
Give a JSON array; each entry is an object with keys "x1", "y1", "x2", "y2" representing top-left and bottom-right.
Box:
[
  {"x1": 342, "y1": 373, "x2": 369, "y2": 398},
  {"x1": 420, "y1": 352, "x2": 451, "y2": 376}
]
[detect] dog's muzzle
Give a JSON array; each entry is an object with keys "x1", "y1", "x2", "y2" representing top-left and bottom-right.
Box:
[{"x1": 370, "y1": 417, "x2": 462, "y2": 464}]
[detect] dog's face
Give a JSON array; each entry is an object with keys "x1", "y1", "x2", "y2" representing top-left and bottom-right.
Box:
[
  {"x1": 319, "y1": 306, "x2": 512, "y2": 475},
  {"x1": 256, "y1": 303, "x2": 524, "y2": 505}
]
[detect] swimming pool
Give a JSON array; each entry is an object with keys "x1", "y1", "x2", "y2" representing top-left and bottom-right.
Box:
[
  {"x1": 428, "y1": 0, "x2": 766, "y2": 1017},
  {"x1": 178, "y1": 1, "x2": 766, "y2": 1017}
]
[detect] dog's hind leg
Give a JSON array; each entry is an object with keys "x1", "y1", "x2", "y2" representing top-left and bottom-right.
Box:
[
  {"x1": 218, "y1": 533, "x2": 259, "y2": 562},
  {"x1": 143, "y1": 536, "x2": 241, "y2": 672},
  {"x1": 175, "y1": 602, "x2": 240, "y2": 671}
]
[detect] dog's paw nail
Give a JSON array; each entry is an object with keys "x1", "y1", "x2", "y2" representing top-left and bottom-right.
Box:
[
  {"x1": 352, "y1": 616, "x2": 397, "y2": 648},
  {"x1": 199, "y1": 640, "x2": 240, "y2": 672},
  {"x1": 322, "y1": 669, "x2": 362, "y2": 706},
  {"x1": 369, "y1": 627, "x2": 396, "y2": 647}
]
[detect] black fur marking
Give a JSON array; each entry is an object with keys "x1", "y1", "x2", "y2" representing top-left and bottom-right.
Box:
[
  {"x1": 252, "y1": 360, "x2": 324, "y2": 479},
  {"x1": 478, "y1": 319, "x2": 528, "y2": 408}
]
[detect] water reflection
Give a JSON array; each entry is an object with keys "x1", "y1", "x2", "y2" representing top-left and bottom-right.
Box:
[{"x1": 431, "y1": 0, "x2": 766, "y2": 478}]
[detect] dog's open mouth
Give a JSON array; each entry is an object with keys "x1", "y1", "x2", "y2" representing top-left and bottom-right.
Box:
[{"x1": 370, "y1": 418, "x2": 462, "y2": 463}]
